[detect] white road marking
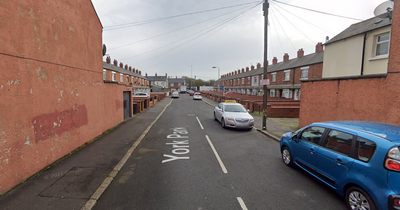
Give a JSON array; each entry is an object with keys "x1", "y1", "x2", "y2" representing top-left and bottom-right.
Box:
[
  {"x1": 237, "y1": 197, "x2": 248, "y2": 210},
  {"x1": 196, "y1": 116, "x2": 204, "y2": 130},
  {"x1": 205, "y1": 135, "x2": 228, "y2": 174}
]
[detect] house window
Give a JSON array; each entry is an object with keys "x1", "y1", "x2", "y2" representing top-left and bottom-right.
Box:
[
  {"x1": 271, "y1": 73, "x2": 276, "y2": 82},
  {"x1": 270, "y1": 89, "x2": 276, "y2": 97},
  {"x1": 242, "y1": 78, "x2": 244, "y2": 85},
  {"x1": 171, "y1": 83, "x2": 175, "y2": 87},
  {"x1": 375, "y1": 32, "x2": 390, "y2": 56},
  {"x1": 237, "y1": 79, "x2": 240, "y2": 85},
  {"x1": 120, "y1": 74, "x2": 123, "y2": 82},
  {"x1": 112, "y1": 71, "x2": 116, "y2": 81},
  {"x1": 126, "y1": 76, "x2": 129, "y2": 83},
  {"x1": 301, "y1": 67, "x2": 309, "y2": 80},
  {"x1": 103, "y1": 70, "x2": 106, "y2": 80},
  {"x1": 247, "y1": 77, "x2": 250, "y2": 84},
  {"x1": 282, "y1": 89, "x2": 293, "y2": 98},
  {"x1": 284, "y1": 70, "x2": 290, "y2": 81},
  {"x1": 253, "y1": 76, "x2": 258, "y2": 85}
]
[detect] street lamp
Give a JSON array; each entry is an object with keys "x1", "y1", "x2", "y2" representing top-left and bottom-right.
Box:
[{"x1": 212, "y1": 66, "x2": 220, "y2": 94}]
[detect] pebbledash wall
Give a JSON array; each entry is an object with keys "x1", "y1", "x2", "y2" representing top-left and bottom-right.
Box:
[
  {"x1": 299, "y1": 0, "x2": 400, "y2": 127},
  {"x1": 0, "y1": 1, "x2": 130, "y2": 194}
]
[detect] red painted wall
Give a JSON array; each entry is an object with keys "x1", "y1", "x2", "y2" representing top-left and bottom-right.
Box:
[
  {"x1": 299, "y1": 1, "x2": 400, "y2": 127},
  {"x1": 0, "y1": 1, "x2": 131, "y2": 194}
]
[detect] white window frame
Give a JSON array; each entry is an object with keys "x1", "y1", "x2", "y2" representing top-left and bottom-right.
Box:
[
  {"x1": 253, "y1": 76, "x2": 258, "y2": 86},
  {"x1": 120, "y1": 73, "x2": 124, "y2": 82},
  {"x1": 103, "y1": 70, "x2": 106, "y2": 80},
  {"x1": 247, "y1": 77, "x2": 250, "y2": 84},
  {"x1": 271, "y1": 72, "x2": 276, "y2": 82},
  {"x1": 300, "y1": 67, "x2": 309, "y2": 80},
  {"x1": 284, "y1": 70, "x2": 290, "y2": 81},
  {"x1": 126, "y1": 75, "x2": 129, "y2": 83},
  {"x1": 112, "y1": 71, "x2": 116, "y2": 81},
  {"x1": 132, "y1": 76, "x2": 134, "y2": 83},
  {"x1": 270, "y1": 89, "x2": 276, "y2": 97},
  {"x1": 375, "y1": 32, "x2": 390, "y2": 57},
  {"x1": 242, "y1": 78, "x2": 244, "y2": 85}
]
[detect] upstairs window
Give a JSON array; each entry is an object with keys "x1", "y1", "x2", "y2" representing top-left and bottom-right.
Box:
[
  {"x1": 120, "y1": 74, "x2": 123, "y2": 82},
  {"x1": 284, "y1": 70, "x2": 290, "y2": 81},
  {"x1": 271, "y1": 73, "x2": 276, "y2": 82},
  {"x1": 301, "y1": 67, "x2": 309, "y2": 80},
  {"x1": 247, "y1": 77, "x2": 250, "y2": 84},
  {"x1": 126, "y1": 76, "x2": 129, "y2": 83},
  {"x1": 103, "y1": 70, "x2": 106, "y2": 80},
  {"x1": 375, "y1": 32, "x2": 390, "y2": 57},
  {"x1": 112, "y1": 71, "x2": 116, "y2": 81},
  {"x1": 242, "y1": 78, "x2": 244, "y2": 85}
]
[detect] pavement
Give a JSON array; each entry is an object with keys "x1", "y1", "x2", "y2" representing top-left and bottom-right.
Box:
[{"x1": 0, "y1": 96, "x2": 298, "y2": 210}]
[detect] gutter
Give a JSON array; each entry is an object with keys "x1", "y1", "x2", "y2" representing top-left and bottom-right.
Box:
[{"x1": 361, "y1": 33, "x2": 367, "y2": 75}]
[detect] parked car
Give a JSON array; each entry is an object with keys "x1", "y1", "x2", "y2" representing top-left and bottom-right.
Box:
[
  {"x1": 279, "y1": 121, "x2": 400, "y2": 210},
  {"x1": 213, "y1": 100, "x2": 253, "y2": 130},
  {"x1": 193, "y1": 92, "x2": 202, "y2": 100},
  {"x1": 171, "y1": 91, "x2": 179, "y2": 98},
  {"x1": 187, "y1": 90, "x2": 195, "y2": 96},
  {"x1": 133, "y1": 92, "x2": 150, "y2": 97},
  {"x1": 225, "y1": 91, "x2": 236, "y2": 94}
]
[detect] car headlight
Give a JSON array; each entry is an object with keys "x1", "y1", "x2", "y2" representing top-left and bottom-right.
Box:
[
  {"x1": 227, "y1": 117, "x2": 234, "y2": 121},
  {"x1": 249, "y1": 118, "x2": 254, "y2": 122}
]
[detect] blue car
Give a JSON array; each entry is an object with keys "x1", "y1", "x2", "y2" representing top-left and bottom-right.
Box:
[{"x1": 280, "y1": 121, "x2": 400, "y2": 210}]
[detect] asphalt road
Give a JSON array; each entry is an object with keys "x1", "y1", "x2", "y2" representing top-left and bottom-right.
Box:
[{"x1": 94, "y1": 94, "x2": 347, "y2": 210}]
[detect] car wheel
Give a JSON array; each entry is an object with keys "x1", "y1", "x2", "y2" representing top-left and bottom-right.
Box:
[
  {"x1": 214, "y1": 112, "x2": 218, "y2": 121},
  {"x1": 221, "y1": 118, "x2": 226, "y2": 128},
  {"x1": 346, "y1": 187, "x2": 376, "y2": 210},
  {"x1": 281, "y1": 147, "x2": 293, "y2": 167}
]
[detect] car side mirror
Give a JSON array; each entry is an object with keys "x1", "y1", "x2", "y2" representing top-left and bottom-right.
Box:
[
  {"x1": 291, "y1": 132, "x2": 299, "y2": 143},
  {"x1": 247, "y1": 109, "x2": 250, "y2": 112}
]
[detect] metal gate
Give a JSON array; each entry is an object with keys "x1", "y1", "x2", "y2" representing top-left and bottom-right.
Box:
[{"x1": 123, "y1": 91, "x2": 131, "y2": 120}]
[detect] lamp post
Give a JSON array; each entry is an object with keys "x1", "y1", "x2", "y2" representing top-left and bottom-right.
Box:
[{"x1": 212, "y1": 66, "x2": 220, "y2": 93}]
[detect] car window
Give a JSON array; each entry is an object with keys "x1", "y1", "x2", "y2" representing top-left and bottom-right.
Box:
[
  {"x1": 299, "y1": 126, "x2": 325, "y2": 145},
  {"x1": 323, "y1": 130, "x2": 354, "y2": 156},
  {"x1": 224, "y1": 104, "x2": 246, "y2": 113},
  {"x1": 356, "y1": 137, "x2": 376, "y2": 162}
]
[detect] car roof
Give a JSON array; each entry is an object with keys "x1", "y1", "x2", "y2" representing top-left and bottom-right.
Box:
[{"x1": 311, "y1": 121, "x2": 400, "y2": 142}]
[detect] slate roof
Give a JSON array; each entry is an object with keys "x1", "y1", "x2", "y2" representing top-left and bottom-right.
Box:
[
  {"x1": 146, "y1": 76, "x2": 168, "y2": 82},
  {"x1": 168, "y1": 78, "x2": 185, "y2": 83},
  {"x1": 217, "y1": 50, "x2": 324, "y2": 82},
  {"x1": 103, "y1": 62, "x2": 146, "y2": 79},
  {"x1": 325, "y1": 12, "x2": 392, "y2": 45}
]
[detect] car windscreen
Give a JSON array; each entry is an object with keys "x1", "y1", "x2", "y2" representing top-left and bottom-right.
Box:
[{"x1": 224, "y1": 104, "x2": 246, "y2": 113}]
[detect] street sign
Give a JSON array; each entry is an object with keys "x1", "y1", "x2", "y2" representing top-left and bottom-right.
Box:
[{"x1": 260, "y1": 79, "x2": 270, "y2": 85}]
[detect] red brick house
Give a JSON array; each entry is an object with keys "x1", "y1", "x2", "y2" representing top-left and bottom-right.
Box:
[
  {"x1": 299, "y1": 2, "x2": 399, "y2": 127},
  {"x1": 0, "y1": 1, "x2": 152, "y2": 194},
  {"x1": 215, "y1": 43, "x2": 324, "y2": 100}
]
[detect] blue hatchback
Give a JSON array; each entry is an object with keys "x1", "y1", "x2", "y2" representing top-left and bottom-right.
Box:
[{"x1": 280, "y1": 121, "x2": 400, "y2": 210}]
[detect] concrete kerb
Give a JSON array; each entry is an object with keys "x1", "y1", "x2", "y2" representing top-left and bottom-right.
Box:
[
  {"x1": 201, "y1": 98, "x2": 282, "y2": 142},
  {"x1": 80, "y1": 99, "x2": 174, "y2": 210}
]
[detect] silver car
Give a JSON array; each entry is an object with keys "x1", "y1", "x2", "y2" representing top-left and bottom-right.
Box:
[{"x1": 214, "y1": 101, "x2": 254, "y2": 130}]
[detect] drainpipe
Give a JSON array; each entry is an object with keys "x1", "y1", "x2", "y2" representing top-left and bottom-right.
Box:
[{"x1": 360, "y1": 33, "x2": 367, "y2": 75}]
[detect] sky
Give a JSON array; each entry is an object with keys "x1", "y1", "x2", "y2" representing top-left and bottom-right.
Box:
[{"x1": 91, "y1": 0, "x2": 390, "y2": 81}]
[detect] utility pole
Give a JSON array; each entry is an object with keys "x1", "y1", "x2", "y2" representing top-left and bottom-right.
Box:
[{"x1": 262, "y1": 1, "x2": 269, "y2": 130}]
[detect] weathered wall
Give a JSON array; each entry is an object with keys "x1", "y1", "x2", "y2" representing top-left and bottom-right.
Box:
[
  {"x1": 0, "y1": 1, "x2": 130, "y2": 194},
  {"x1": 299, "y1": 0, "x2": 400, "y2": 128}
]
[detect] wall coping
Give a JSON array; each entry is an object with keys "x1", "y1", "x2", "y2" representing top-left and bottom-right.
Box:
[{"x1": 302, "y1": 73, "x2": 387, "y2": 82}]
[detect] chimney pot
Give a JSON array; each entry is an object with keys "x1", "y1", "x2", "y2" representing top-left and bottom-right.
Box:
[
  {"x1": 283, "y1": 53, "x2": 289, "y2": 61},
  {"x1": 316, "y1": 42, "x2": 323, "y2": 52},
  {"x1": 273, "y1": 57, "x2": 278, "y2": 64},
  {"x1": 297, "y1": 48, "x2": 304, "y2": 58}
]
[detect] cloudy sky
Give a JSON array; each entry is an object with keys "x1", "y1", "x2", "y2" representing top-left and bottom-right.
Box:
[{"x1": 92, "y1": 0, "x2": 390, "y2": 80}]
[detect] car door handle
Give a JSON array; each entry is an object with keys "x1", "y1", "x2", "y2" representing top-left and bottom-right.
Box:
[
  {"x1": 309, "y1": 148, "x2": 315, "y2": 154},
  {"x1": 335, "y1": 159, "x2": 345, "y2": 165}
]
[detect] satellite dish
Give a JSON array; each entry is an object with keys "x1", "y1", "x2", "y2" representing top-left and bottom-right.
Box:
[
  {"x1": 102, "y1": 44, "x2": 107, "y2": 56},
  {"x1": 374, "y1": 1, "x2": 394, "y2": 16}
]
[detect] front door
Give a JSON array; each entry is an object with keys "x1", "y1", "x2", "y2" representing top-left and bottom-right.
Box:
[{"x1": 123, "y1": 91, "x2": 131, "y2": 120}]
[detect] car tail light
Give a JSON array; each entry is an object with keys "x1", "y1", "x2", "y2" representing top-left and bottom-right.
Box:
[{"x1": 385, "y1": 147, "x2": 400, "y2": 172}]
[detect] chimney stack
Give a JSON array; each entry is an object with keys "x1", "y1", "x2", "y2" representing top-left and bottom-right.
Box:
[
  {"x1": 251, "y1": 65, "x2": 255, "y2": 70},
  {"x1": 119, "y1": 62, "x2": 123, "y2": 68},
  {"x1": 297, "y1": 49, "x2": 304, "y2": 58},
  {"x1": 124, "y1": 64, "x2": 128, "y2": 70},
  {"x1": 106, "y1": 56, "x2": 111, "y2": 64},
  {"x1": 113, "y1": 59, "x2": 118, "y2": 66},
  {"x1": 257, "y1": 63, "x2": 261, "y2": 69},
  {"x1": 316, "y1": 42, "x2": 323, "y2": 52},
  {"x1": 273, "y1": 57, "x2": 278, "y2": 64},
  {"x1": 139, "y1": 71, "x2": 141, "y2": 75},
  {"x1": 241, "y1": 68, "x2": 244, "y2": 73},
  {"x1": 155, "y1": 73, "x2": 157, "y2": 76},
  {"x1": 283, "y1": 53, "x2": 289, "y2": 61}
]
